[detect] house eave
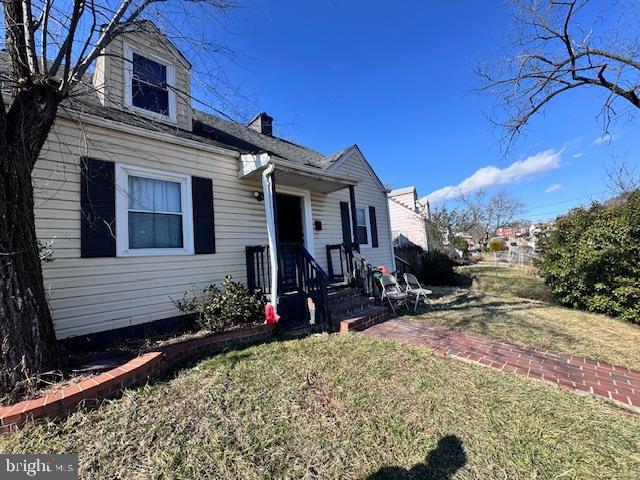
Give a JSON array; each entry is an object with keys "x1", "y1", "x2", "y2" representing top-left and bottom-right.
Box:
[{"x1": 239, "y1": 153, "x2": 357, "y2": 193}]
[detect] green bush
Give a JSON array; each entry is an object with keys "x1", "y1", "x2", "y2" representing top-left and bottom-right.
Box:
[
  {"x1": 452, "y1": 236, "x2": 469, "y2": 254},
  {"x1": 173, "y1": 276, "x2": 266, "y2": 333},
  {"x1": 418, "y1": 250, "x2": 458, "y2": 286},
  {"x1": 488, "y1": 239, "x2": 507, "y2": 252},
  {"x1": 536, "y1": 191, "x2": 640, "y2": 323}
]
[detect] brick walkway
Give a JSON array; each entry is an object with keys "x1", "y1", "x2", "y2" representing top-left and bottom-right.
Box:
[{"x1": 362, "y1": 318, "x2": 640, "y2": 414}]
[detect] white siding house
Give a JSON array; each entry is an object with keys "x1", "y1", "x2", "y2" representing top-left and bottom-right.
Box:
[
  {"x1": 23, "y1": 23, "x2": 395, "y2": 339},
  {"x1": 388, "y1": 186, "x2": 432, "y2": 251}
]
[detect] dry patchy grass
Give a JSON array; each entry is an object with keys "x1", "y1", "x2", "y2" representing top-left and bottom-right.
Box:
[
  {"x1": 1, "y1": 335, "x2": 639, "y2": 479},
  {"x1": 459, "y1": 264, "x2": 551, "y2": 301},
  {"x1": 408, "y1": 265, "x2": 640, "y2": 370}
]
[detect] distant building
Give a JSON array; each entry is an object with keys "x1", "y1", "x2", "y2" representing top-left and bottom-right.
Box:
[{"x1": 388, "y1": 186, "x2": 435, "y2": 251}]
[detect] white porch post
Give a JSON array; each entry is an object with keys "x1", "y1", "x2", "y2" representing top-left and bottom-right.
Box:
[{"x1": 261, "y1": 163, "x2": 278, "y2": 309}]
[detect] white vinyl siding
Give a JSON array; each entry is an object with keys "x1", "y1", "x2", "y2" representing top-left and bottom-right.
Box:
[
  {"x1": 33, "y1": 118, "x2": 395, "y2": 338},
  {"x1": 312, "y1": 148, "x2": 394, "y2": 273},
  {"x1": 388, "y1": 199, "x2": 429, "y2": 250},
  {"x1": 33, "y1": 116, "x2": 267, "y2": 338}
]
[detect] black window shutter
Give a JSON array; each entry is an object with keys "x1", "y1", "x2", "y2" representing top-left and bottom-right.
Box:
[
  {"x1": 340, "y1": 201, "x2": 352, "y2": 244},
  {"x1": 80, "y1": 157, "x2": 116, "y2": 258},
  {"x1": 369, "y1": 206, "x2": 379, "y2": 248},
  {"x1": 192, "y1": 176, "x2": 215, "y2": 254}
]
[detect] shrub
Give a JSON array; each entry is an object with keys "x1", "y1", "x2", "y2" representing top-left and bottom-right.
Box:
[
  {"x1": 173, "y1": 276, "x2": 266, "y2": 333},
  {"x1": 452, "y1": 236, "x2": 469, "y2": 254},
  {"x1": 536, "y1": 191, "x2": 640, "y2": 323},
  {"x1": 488, "y1": 239, "x2": 507, "y2": 252},
  {"x1": 418, "y1": 250, "x2": 458, "y2": 286}
]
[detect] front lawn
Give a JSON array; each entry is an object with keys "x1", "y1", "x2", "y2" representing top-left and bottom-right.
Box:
[
  {"x1": 458, "y1": 264, "x2": 550, "y2": 301},
  {"x1": 2, "y1": 335, "x2": 639, "y2": 479},
  {"x1": 410, "y1": 265, "x2": 640, "y2": 371}
]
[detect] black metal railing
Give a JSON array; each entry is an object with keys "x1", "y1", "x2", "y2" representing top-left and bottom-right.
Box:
[
  {"x1": 326, "y1": 243, "x2": 380, "y2": 301},
  {"x1": 246, "y1": 245, "x2": 271, "y2": 295},
  {"x1": 283, "y1": 243, "x2": 331, "y2": 330},
  {"x1": 247, "y1": 243, "x2": 331, "y2": 330}
]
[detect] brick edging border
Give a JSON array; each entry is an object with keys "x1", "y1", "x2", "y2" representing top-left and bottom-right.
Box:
[{"x1": 0, "y1": 324, "x2": 274, "y2": 433}]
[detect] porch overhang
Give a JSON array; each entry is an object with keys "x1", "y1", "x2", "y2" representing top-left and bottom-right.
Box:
[{"x1": 239, "y1": 153, "x2": 357, "y2": 193}]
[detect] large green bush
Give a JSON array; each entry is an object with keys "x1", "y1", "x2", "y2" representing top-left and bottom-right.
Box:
[
  {"x1": 536, "y1": 191, "x2": 640, "y2": 323},
  {"x1": 173, "y1": 276, "x2": 266, "y2": 332},
  {"x1": 418, "y1": 250, "x2": 458, "y2": 286}
]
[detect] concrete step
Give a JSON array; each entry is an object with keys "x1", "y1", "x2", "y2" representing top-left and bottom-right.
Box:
[
  {"x1": 328, "y1": 296, "x2": 375, "y2": 316},
  {"x1": 337, "y1": 306, "x2": 388, "y2": 333}
]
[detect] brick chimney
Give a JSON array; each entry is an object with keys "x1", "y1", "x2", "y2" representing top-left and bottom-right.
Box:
[{"x1": 248, "y1": 112, "x2": 273, "y2": 136}]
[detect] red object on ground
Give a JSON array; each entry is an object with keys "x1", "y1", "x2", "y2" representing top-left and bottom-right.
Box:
[{"x1": 265, "y1": 304, "x2": 280, "y2": 325}]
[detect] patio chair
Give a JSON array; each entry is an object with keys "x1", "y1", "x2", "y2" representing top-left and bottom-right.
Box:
[
  {"x1": 403, "y1": 273, "x2": 434, "y2": 312},
  {"x1": 378, "y1": 273, "x2": 409, "y2": 314}
]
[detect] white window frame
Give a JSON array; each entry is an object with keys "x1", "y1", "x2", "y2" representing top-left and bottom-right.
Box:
[
  {"x1": 353, "y1": 204, "x2": 372, "y2": 249},
  {"x1": 123, "y1": 43, "x2": 177, "y2": 123},
  {"x1": 115, "y1": 163, "x2": 194, "y2": 257}
]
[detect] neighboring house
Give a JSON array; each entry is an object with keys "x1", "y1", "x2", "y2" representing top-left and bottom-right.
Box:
[
  {"x1": 387, "y1": 186, "x2": 433, "y2": 251},
  {"x1": 4, "y1": 23, "x2": 395, "y2": 340}
]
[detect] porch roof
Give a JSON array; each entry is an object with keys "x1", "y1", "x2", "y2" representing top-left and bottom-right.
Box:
[{"x1": 239, "y1": 153, "x2": 357, "y2": 193}]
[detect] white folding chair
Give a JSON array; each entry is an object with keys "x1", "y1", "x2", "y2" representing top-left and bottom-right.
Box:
[
  {"x1": 403, "y1": 273, "x2": 434, "y2": 312},
  {"x1": 378, "y1": 273, "x2": 409, "y2": 314}
]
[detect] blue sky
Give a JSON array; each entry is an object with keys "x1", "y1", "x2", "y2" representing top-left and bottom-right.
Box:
[{"x1": 201, "y1": 1, "x2": 638, "y2": 221}]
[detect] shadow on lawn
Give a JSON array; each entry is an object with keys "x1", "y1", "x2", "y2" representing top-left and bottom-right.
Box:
[{"x1": 365, "y1": 435, "x2": 466, "y2": 480}]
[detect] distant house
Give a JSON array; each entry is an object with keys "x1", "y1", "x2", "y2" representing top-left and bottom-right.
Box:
[
  {"x1": 2, "y1": 22, "x2": 396, "y2": 340},
  {"x1": 387, "y1": 186, "x2": 434, "y2": 251}
]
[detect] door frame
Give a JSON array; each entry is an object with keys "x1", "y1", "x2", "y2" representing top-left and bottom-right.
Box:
[{"x1": 276, "y1": 185, "x2": 315, "y2": 256}]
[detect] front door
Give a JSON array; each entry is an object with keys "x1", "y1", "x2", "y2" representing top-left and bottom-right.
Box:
[{"x1": 276, "y1": 193, "x2": 304, "y2": 292}]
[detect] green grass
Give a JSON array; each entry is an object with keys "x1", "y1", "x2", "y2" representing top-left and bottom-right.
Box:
[
  {"x1": 408, "y1": 265, "x2": 640, "y2": 371},
  {"x1": 458, "y1": 264, "x2": 551, "y2": 301},
  {"x1": 2, "y1": 335, "x2": 639, "y2": 479}
]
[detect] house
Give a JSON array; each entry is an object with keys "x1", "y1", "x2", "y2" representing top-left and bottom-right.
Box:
[
  {"x1": 387, "y1": 186, "x2": 433, "y2": 251},
  {"x1": 8, "y1": 23, "x2": 395, "y2": 341}
]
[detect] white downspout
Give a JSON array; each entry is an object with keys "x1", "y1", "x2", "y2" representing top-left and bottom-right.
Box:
[{"x1": 262, "y1": 163, "x2": 278, "y2": 310}]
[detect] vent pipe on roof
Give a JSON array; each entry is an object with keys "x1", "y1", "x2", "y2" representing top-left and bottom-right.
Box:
[{"x1": 248, "y1": 112, "x2": 273, "y2": 136}]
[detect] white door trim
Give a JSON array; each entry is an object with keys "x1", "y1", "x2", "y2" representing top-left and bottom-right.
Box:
[{"x1": 276, "y1": 185, "x2": 316, "y2": 258}]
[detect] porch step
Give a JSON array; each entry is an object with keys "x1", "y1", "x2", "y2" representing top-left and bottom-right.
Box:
[
  {"x1": 337, "y1": 306, "x2": 388, "y2": 333},
  {"x1": 327, "y1": 287, "x2": 361, "y2": 306},
  {"x1": 329, "y1": 296, "x2": 375, "y2": 316}
]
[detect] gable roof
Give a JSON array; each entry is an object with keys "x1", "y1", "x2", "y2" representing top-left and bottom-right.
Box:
[
  {"x1": 325, "y1": 144, "x2": 388, "y2": 193},
  {"x1": 389, "y1": 186, "x2": 416, "y2": 197}
]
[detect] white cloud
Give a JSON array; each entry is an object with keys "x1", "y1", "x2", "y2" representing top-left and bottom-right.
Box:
[
  {"x1": 545, "y1": 183, "x2": 562, "y2": 193},
  {"x1": 592, "y1": 132, "x2": 622, "y2": 145},
  {"x1": 423, "y1": 149, "x2": 562, "y2": 204},
  {"x1": 572, "y1": 152, "x2": 583, "y2": 159}
]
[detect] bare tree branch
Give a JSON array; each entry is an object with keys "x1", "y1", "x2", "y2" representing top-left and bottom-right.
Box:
[{"x1": 479, "y1": 0, "x2": 640, "y2": 148}]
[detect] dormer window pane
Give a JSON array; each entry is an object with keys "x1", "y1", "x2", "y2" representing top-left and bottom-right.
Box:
[{"x1": 132, "y1": 53, "x2": 169, "y2": 115}]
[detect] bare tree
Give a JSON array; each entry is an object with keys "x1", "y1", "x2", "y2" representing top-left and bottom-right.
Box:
[
  {"x1": 457, "y1": 190, "x2": 526, "y2": 246},
  {"x1": 0, "y1": 0, "x2": 233, "y2": 394},
  {"x1": 604, "y1": 154, "x2": 640, "y2": 196},
  {"x1": 479, "y1": 0, "x2": 640, "y2": 147},
  {"x1": 487, "y1": 190, "x2": 527, "y2": 233}
]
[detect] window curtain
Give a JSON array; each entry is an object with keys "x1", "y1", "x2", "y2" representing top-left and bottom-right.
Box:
[
  {"x1": 128, "y1": 176, "x2": 181, "y2": 212},
  {"x1": 128, "y1": 176, "x2": 183, "y2": 249}
]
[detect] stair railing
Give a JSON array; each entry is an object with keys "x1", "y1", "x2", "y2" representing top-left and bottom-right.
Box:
[
  {"x1": 249, "y1": 243, "x2": 332, "y2": 331},
  {"x1": 326, "y1": 242, "x2": 381, "y2": 301}
]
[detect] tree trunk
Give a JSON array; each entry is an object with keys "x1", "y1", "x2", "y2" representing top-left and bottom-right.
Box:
[{"x1": 0, "y1": 86, "x2": 61, "y2": 394}]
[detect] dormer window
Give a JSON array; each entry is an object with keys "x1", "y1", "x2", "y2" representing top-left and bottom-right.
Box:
[
  {"x1": 124, "y1": 44, "x2": 177, "y2": 122},
  {"x1": 132, "y1": 53, "x2": 168, "y2": 114}
]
